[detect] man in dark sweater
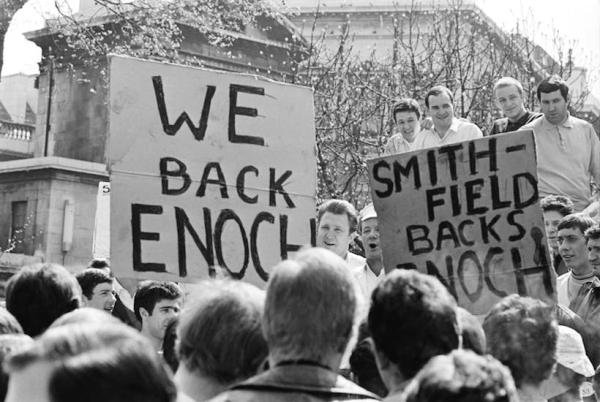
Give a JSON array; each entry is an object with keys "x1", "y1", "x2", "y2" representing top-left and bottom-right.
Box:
[{"x1": 490, "y1": 77, "x2": 541, "y2": 135}]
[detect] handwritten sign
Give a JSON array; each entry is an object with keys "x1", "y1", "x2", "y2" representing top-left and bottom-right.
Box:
[
  {"x1": 92, "y1": 181, "x2": 111, "y2": 259},
  {"x1": 368, "y1": 131, "x2": 555, "y2": 314},
  {"x1": 108, "y1": 55, "x2": 316, "y2": 286}
]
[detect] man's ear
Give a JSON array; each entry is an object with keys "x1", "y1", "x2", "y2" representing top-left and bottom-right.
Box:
[{"x1": 139, "y1": 307, "x2": 150, "y2": 319}]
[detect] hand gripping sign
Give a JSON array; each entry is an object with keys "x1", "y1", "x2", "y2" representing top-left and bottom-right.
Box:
[
  {"x1": 368, "y1": 131, "x2": 556, "y2": 315},
  {"x1": 108, "y1": 55, "x2": 316, "y2": 286}
]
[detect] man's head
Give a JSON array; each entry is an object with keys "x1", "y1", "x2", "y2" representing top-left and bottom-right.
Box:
[
  {"x1": 263, "y1": 248, "x2": 360, "y2": 368},
  {"x1": 541, "y1": 195, "x2": 575, "y2": 251},
  {"x1": 4, "y1": 323, "x2": 177, "y2": 402},
  {"x1": 557, "y1": 213, "x2": 595, "y2": 273},
  {"x1": 316, "y1": 199, "x2": 358, "y2": 259},
  {"x1": 0, "y1": 308, "x2": 23, "y2": 335},
  {"x1": 425, "y1": 86, "x2": 454, "y2": 132},
  {"x1": 537, "y1": 75, "x2": 570, "y2": 125},
  {"x1": 6, "y1": 263, "x2": 81, "y2": 337},
  {"x1": 585, "y1": 225, "x2": 600, "y2": 271},
  {"x1": 403, "y1": 349, "x2": 518, "y2": 402},
  {"x1": 494, "y1": 77, "x2": 526, "y2": 122},
  {"x1": 368, "y1": 270, "x2": 459, "y2": 384},
  {"x1": 358, "y1": 203, "x2": 381, "y2": 263},
  {"x1": 483, "y1": 295, "x2": 557, "y2": 388},
  {"x1": 392, "y1": 98, "x2": 421, "y2": 142},
  {"x1": 75, "y1": 269, "x2": 116, "y2": 313},
  {"x1": 177, "y1": 281, "x2": 267, "y2": 387},
  {"x1": 134, "y1": 281, "x2": 182, "y2": 342}
]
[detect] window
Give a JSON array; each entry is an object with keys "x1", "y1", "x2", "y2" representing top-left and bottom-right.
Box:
[{"x1": 10, "y1": 201, "x2": 27, "y2": 254}]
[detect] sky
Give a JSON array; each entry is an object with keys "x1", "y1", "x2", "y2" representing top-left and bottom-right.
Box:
[{"x1": 2, "y1": 0, "x2": 600, "y2": 98}]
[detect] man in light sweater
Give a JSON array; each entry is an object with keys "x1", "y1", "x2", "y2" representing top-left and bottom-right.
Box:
[{"x1": 556, "y1": 214, "x2": 598, "y2": 307}]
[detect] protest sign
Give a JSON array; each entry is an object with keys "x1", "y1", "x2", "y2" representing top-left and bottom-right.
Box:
[
  {"x1": 108, "y1": 55, "x2": 316, "y2": 286},
  {"x1": 368, "y1": 131, "x2": 555, "y2": 315},
  {"x1": 92, "y1": 181, "x2": 111, "y2": 259}
]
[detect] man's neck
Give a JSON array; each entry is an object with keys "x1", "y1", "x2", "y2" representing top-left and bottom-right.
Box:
[
  {"x1": 141, "y1": 327, "x2": 162, "y2": 352},
  {"x1": 434, "y1": 120, "x2": 453, "y2": 138},
  {"x1": 366, "y1": 258, "x2": 383, "y2": 276},
  {"x1": 571, "y1": 263, "x2": 594, "y2": 278},
  {"x1": 175, "y1": 367, "x2": 226, "y2": 402},
  {"x1": 508, "y1": 108, "x2": 527, "y2": 123}
]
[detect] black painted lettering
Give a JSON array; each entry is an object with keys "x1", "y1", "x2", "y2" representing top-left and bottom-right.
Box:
[
  {"x1": 160, "y1": 157, "x2": 191, "y2": 195},
  {"x1": 236, "y1": 166, "x2": 259, "y2": 204},
  {"x1": 251, "y1": 212, "x2": 274, "y2": 281},
  {"x1": 458, "y1": 219, "x2": 475, "y2": 246},
  {"x1": 196, "y1": 162, "x2": 229, "y2": 199},
  {"x1": 438, "y1": 144, "x2": 462, "y2": 181},
  {"x1": 393, "y1": 156, "x2": 421, "y2": 192},
  {"x1": 483, "y1": 247, "x2": 509, "y2": 298},
  {"x1": 396, "y1": 262, "x2": 417, "y2": 270},
  {"x1": 513, "y1": 172, "x2": 538, "y2": 209},
  {"x1": 427, "y1": 150, "x2": 438, "y2": 186},
  {"x1": 465, "y1": 178, "x2": 488, "y2": 215},
  {"x1": 373, "y1": 160, "x2": 393, "y2": 198},
  {"x1": 426, "y1": 187, "x2": 446, "y2": 222},
  {"x1": 228, "y1": 84, "x2": 265, "y2": 146},
  {"x1": 269, "y1": 168, "x2": 295, "y2": 208},
  {"x1": 457, "y1": 250, "x2": 483, "y2": 303},
  {"x1": 152, "y1": 76, "x2": 215, "y2": 139},
  {"x1": 490, "y1": 175, "x2": 511, "y2": 210},
  {"x1": 426, "y1": 257, "x2": 457, "y2": 299},
  {"x1": 436, "y1": 221, "x2": 460, "y2": 250},
  {"x1": 407, "y1": 225, "x2": 434, "y2": 255},
  {"x1": 214, "y1": 209, "x2": 249, "y2": 279},
  {"x1": 469, "y1": 138, "x2": 497, "y2": 175},
  {"x1": 280, "y1": 214, "x2": 304, "y2": 259},
  {"x1": 479, "y1": 215, "x2": 501, "y2": 243},
  {"x1": 507, "y1": 210, "x2": 526, "y2": 241},
  {"x1": 175, "y1": 207, "x2": 214, "y2": 277},
  {"x1": 450, "y1": 184, "x2": 462, "y2": 217},
  {"x1": 131, "y1": 204, "x2": 166, "y2": 272}
]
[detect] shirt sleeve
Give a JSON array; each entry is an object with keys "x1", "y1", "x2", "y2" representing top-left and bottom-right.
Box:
[
  {"x1": 470, "y1": 124, "x2": 483, "y2": 139},
  {"x1": 588, "y1": 125, "x2": 600, "y2": 185}
]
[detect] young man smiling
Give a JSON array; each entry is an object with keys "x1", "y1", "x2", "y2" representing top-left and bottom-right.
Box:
[
  {"x1": 555, "y1": 214, "x2": 598, "y2": 307},
  {"x1": 490, "y1": 77, "x2": 541, "y2": 135},
  {"x1": 75, "y1": 268, "x2": 117, "y2": 314}
]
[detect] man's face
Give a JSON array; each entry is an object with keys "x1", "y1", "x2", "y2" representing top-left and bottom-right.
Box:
[
  {"x1": 143, "y1": 299, "x2": 181, "y2": 341},
  {"x1": 543, "y1": 210, "x2": 564, "y2": 251},
  {"x1": 394, "y1": 111, "x2": 420, "y2": 142},
  {"x1": 5, "y1": 361, "x2": 53, "y2": 402},
  {"x1": 495, "y1": 85, "x2": 526, "y2": 121},
  {"x1": 557, "y1": 227, "x2": 588, "y2": 271},
  {"x1": 540, "y1": 90, "x2": 568, "y2": 125},
  {"x1": 84, "y1": 282, "x2": 116, "y2": 313},
  {"x1": 427, "y1": 92, "x2": 454, "y2": 131},
  {"x1": 360, "y1": 218, "x2": 382, "y2": 261},
  {"x1": 316, "y1": 212, "x2": 351, "y2": 259},
  {"x1": 588, "y1": 238, "x2": 600, "y2": 271}
]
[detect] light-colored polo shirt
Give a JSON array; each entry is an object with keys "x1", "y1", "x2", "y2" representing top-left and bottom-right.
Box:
[
  {"x1": 345, "y1": 251, "x2": 366, "y2": 270},
  {"x1": 522, "y1": 114, "x2": 600, "y2": 211},
  {"x1": 414, "y1": 118, "x2": 483, "y2": 149},
  {"x1": 384, "y1": 133, "x2": 421, "y2": 155},
  {"x1": 352, "y1": 263, "x2": 385, "y2": 301}
]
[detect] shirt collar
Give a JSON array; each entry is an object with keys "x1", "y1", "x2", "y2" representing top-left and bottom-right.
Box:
[
  {"x1": 542, "y1": 112, "x2": 572, "y2": 129},
  {"x1": 433, "y1": 117, "x2": 458, "y2": 138}
]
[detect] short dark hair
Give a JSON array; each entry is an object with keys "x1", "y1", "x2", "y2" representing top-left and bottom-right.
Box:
[
  {"x1": 393, "y1": 98, "x2": 421, "y2": 121},
  {"x1": 536, "y1": 75, "x2": 569, "y2": 102},
  {"x1": 177, "y1": 281, "x2": 267, "y2": 385},
  {"x1": 585, "y1": 225, "x2": 600, "y2": 242},
  {"x1": 557, "y1": 213, "x2": 595, "y2": 235},
  {"x1": 425, "y1": 86, "x2": 454, "y2": 108},
  {"x1": 75, "y1": 269, "x2": 113, "y2": 299},
  {"x1": 540, "y1": 195, "x2": 574, "y2": 217},
  {"x1": 317, "y1": 199, "x2": 358, "y2": 234},
  {"x1": 368, "y1": 269, "x2": 459, "y2": 379},
  {"x1": 483, "y1": 295, "x2": 557, "y2": 387},
  {"x1": 133, "y1": 281, "x2": 182, "y2": 322},
  {"x1": 87, "y1": 258, "x2": 110, "y2": 270},
  {"x1": 5, "y1": 263, "x2": 81, "y2": 337},
  {"x1": 0, "y1": 308, "x2": 23, "y2": 335},
  {"x1": 404, "y1": 349, "x2": 518, "y2": 402}
]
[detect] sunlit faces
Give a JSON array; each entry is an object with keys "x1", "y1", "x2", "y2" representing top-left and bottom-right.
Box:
[
  {"x1": 84, "y1": 282, "x2": 117, "y2": 313},
  {"x1": 540, "y1": 90, "x2": 568, "y2": 125},
  {"x1": 394, "y1": 110, "x2": 421, "y2": 143},
  {"x1": 427, "y1": 92, "x2": 454, "y2": 132},
  {"x1": 543, "y1": 210, "x2": 565, "y2": 252},
  {"x1": 360, "y1": 218, "x2": 381, "y2": 260},
  {"x1": 5, "y1": 360, "x2": 54, "y2": 402},
  {"x1": 557, "y1": 228, "x2": 589, "y2": 273},
  {"x1": 316, "y1": 212, "x2": 352, "y2": 259},
  {"x1": 588, "y1": 238, "x2": 600, "y2": 270},
  {"x1": 495, "y1": 85, "x2": 526, "y2": 121},
  {"x1": 142, "y1": 299, "x2": 182, "y2": 341}
]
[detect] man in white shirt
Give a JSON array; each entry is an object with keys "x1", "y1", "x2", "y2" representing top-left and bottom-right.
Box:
[
  {"x1": 555, "y1": 214, "x2": 598, "y2": 307},
  {"x1": 384, "y1": 98, "x2": 422, "y2": 155},
  {"x1": 353, "y1": 203, "x2": 385, "y2": 301},
  {"x1": 316, "y1": 199, "x2": 365, "y2": 269},
  {"x1": 415, "y1": 85, "x2": 483, "y2": 149}
]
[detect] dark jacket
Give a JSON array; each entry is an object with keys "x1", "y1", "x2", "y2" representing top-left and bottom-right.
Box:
[{"x1": 208, "y1": 364, "x2": 381, "y2": 402}]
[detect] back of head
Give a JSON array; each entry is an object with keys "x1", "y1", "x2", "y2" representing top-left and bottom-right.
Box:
[
  {"x1": 0, "y1": 334, "x2": 33, "y2": 401},
  {"x1": 263, "y1": 247, "x2": 359, "y2": 364},
  {"x1": 134, "y1": 280, "x2": 183, "y2": 321},
  {"x1": 557, "y1": 213, "x2": 595, "y2": 234},
  {"x1": 483, "y1": 294, "x2": 558, "y2": 388},
  {"x1": 0, "y1": 308, "x2": 23, "y2": 335},
  {"x1": 404, "y1": 349, "x2": 518, "y2": 402},
  {"x1": 75, "y1": 268, "x2": 113, "y2": 299},
  {"x1": 6, "y1": 263, "x2": 81, "y2": 337},
  {"x1": 585, "y1": 225, "x2": 600, "y2": 242},
  {"x1": 540, "y1": 195, "x2": 574, "y2": 217},
  {"x1": 177, "y1": 281, "x2": 267, "y2": 385},
  {"x1": 368, "y1": 269, "x2": 459, "y2": 379},
  {"x1": 50, "y1": 307, "x2": 122, "y2": 328},
  {"x1": 457, "y1": 307, "x2": 486, "y2": 355},
  {"x1": 536, "y1": 75, "x2": 569, "y2": 101},
  {"x1": 87, "y1": 258, "x2": 110, "y2": 270},
  {"x1": 5, "y1": 323, "x2": 176, "y2": 402},
  {"x1": 317, "y1": 199, "x2": 358, "y2": 233}
]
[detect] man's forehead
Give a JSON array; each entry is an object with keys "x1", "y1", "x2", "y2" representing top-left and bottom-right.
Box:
[
  {"x1": 557, "y1": 227, "x2": 584, "y2": 237},
  {"x1": 495, "y1": 85, "x2": 520, "y2": 97},
  {"x1": 540, "y1": 90, "x2": 563, "y2": 100},
  {"x1": 587, "y1": 238, "x2": 600, "y2": 247},
  {"x1": 154, "y1": 299, "x2": 181, "y2": 308},
  {"x1": 319, "y1": 212, "x2": 350, "y2": 226},
  {"x1": 93, "y1": 282, "x2": 114, "y2": 292}
]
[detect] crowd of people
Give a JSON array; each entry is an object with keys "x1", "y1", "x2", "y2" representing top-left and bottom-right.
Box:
[{"x1": 0, "y1": 73, "x2": 598, "y2": 402}]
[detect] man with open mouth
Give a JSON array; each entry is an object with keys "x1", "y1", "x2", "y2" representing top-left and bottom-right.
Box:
[
  {"x1": 76, "y1": 268, "x2": 117, "y2": 314},
  {"x1": 353, "y1": 203, "x2": 385, "y2": 302}
]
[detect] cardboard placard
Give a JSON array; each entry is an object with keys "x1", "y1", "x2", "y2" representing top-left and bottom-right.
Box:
[
  {"x1": 368, "y1": 131, "x2": 555, "y2": 315},
  {"x1": 108, "y1": 55, "x2": 316, "y2": 286},
  {"x1": 92, "y1": 181, "x2": 111, "y2": 259}
]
